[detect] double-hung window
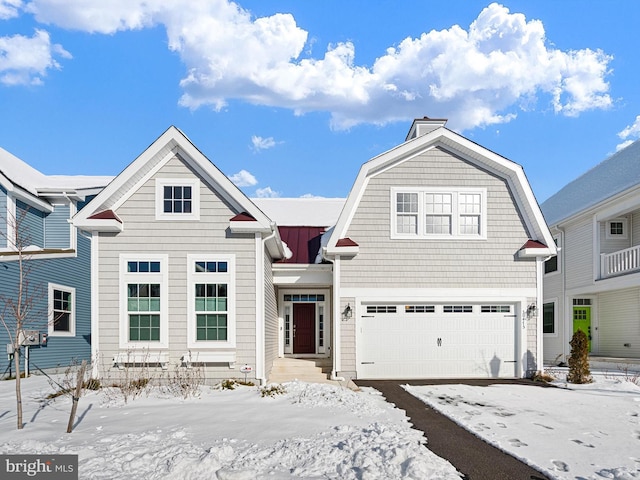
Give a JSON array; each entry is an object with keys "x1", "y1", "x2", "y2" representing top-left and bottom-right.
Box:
[
  {"x1": 187, "y1": 255, "x2": 236, "y2": 349},
  {"x1": 48, "y1": 283, "x2": 75, "y2": 337},
  {"x1": 392, "y1": 188, "x2": 486, "y2": 239},
  {"x1": 120, "y1": 255, "x2": 168, "y2": 348},
  {"x1": 155, "y1": 178, "x2": 200, "y2": 220},
  {"x1": 543, "y1": 301, "x2": 556, "y2": 335}
]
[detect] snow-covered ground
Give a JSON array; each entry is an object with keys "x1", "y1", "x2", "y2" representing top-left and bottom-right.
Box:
[
  {"x1": 406, "y1": 368, "x2": 640, "y2": 480},
  {"x1": 0, "y1": 376, "x2": 460, "y2": 479},
  {"x1": 1, "y1": 368, "x2": 639, "y2": 479}
]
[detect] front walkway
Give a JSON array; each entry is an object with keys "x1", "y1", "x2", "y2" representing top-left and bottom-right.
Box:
[{"x1": 354, "y1": 379, "x2": 552, "y2": 480}]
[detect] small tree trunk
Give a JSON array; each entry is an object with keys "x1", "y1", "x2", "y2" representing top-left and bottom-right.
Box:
[
  {"x1": 67, "y1": 360, "x2": 87, "y2": 433},
  {"x1": 14, "y1": 345, "x2": 23, "y2": 430}
]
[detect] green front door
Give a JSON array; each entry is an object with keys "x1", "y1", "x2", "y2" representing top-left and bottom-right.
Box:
[{"x1": 573, "y1": 306, "x2": 592, "y2": 352}]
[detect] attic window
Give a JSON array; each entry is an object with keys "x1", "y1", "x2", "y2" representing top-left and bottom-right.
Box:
[{"x1": 155, "y1": 178, "x2": 200, "y2": 221}]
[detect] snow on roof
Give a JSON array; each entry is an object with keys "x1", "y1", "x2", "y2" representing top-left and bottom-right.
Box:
[
  {"x1": 541, "y1": 139, "x2": 640, "y2": 226},
  {"x1": 252, "y1": 198, "x2": 346, "y2": 227},
  {"x1": 0, "y1": 146, "x2": 112, "y2": 195}
]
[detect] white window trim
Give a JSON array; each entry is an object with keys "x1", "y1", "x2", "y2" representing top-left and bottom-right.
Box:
[
  {"x1": 119, "y1": 254, "x2": 169, "y2": 349},
  {"x1": 542, "y1": 298, "x2": 558, "y2": 337},
  {"x1": 48, "y1": 283, "x2": 76, "y2": 337},
  {"x1": 186, "y1": 254, "x2": 236, "y2": 350},
  {"x1": 155, "y1": 178, "x2": 201, "y2": 221},
  {"x1": 606, "y1": 218, "x2": 628, "y2": 240},
  {"x1": 544, "y1": 234, "x2": 561, "y2": 277},
  {"x1": 390, "y1": 187, "x2": 487, "y2": 240}
]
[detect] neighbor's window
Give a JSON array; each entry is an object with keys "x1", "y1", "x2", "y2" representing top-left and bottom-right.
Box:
[
  {"x1": 545, "y1": 236, "x2": 560, "y2": 275},
  {"x1": 543, "y1": 302, "x2": 555, "y2": 334},
  {"x1": 48, "y1": 284, "x2": 76, "y2": 336},
  {"x1": 392, "y1": 188, "x2": 486, "y2": 239},
  {"x1": 606, "y1": 218, "x2": 627, "y2": 239},
  {"x1": 155, "y1": 178, "x2": 200, "y2": 220},
  {"x1": 187, "y1": 254, "x2": 236, "y2": 349}
]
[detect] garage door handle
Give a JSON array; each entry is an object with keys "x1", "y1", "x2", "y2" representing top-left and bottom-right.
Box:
[
  {"x1": 437, "y1": 337, "x2": 442, "y2": 347},
  {"x1": 361, "y1": 362, "x2": 375, "y2": 365}
]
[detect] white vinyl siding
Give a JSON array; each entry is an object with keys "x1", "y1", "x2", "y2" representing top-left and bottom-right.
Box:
[
  {"x1": 598, "y1": 288, "x2": 640, "y2": 358},
  {"x1": 563, "y1": 218, "x2": 593, "y2": 288}
]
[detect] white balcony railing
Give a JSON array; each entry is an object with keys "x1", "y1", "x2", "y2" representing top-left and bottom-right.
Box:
[{"x1": 601, "y1": 245, "x2": 640, "y2": 278}]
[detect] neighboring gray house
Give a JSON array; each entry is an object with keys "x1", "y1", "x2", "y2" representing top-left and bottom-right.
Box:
[
  {"x1": 542, "y1": 140, "x2": 640, "y2": 364},
  {"x1": 0, "y1": 147, "x2": 110, "y2": 377},
  {"x1": 73, "y1": 119, "x2": 553, "y2": 383}
]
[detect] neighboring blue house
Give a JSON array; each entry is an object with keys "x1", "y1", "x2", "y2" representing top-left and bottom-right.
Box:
[{"x1": 0, "y1": 146, "x2": 111, "y2": 378}]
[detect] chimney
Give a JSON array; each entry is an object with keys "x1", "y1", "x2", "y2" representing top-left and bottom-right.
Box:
[{"x1": 405, "y1": 117, "x2": 448, "y2": 141}]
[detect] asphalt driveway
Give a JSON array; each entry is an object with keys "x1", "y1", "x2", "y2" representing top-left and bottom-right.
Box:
[{"x1": 354, "y1": 379, "x2": 552, "y2": 480}]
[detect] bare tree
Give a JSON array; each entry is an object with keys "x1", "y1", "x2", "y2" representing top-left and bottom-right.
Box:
[{"x1": 0, "y1": 207, "x2": 45, "y2": 429}]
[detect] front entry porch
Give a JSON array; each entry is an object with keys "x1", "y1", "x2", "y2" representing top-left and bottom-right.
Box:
[{"x1": 281, "y1": 291, "x2": 330, "y2": 357}]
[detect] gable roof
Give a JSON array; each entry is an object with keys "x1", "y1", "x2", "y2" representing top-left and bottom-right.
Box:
[
  {"x1": 72, "y1": 126, "x2": 287, "y2": 258},
  {"x1": 324, "y1": 124, "x2": 555, "y2": 257},
  {"x1": 0, "y1": 146, "x2": 111, "y2": 208},
  {"x1": 541, "y1": 140, "x2": 640, "y2": 226}
]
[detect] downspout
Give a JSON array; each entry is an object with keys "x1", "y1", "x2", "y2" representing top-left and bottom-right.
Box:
[
  {"x1": 255, "y1": 224, "x2": 280, "y2": 386},
  {"x1": 331, "y1": 255, "x2": 342, "y2": 380},
  {"x1": 535, "y1": 256, "x2": 544, "y2": 376},
  {"x1": 559, "y1": 226, "x2": 568, "y2": 363}
]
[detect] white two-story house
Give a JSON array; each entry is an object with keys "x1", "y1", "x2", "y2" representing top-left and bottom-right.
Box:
[{"x1": 542, "y1": 139, "x2": 640, "y2": 364}]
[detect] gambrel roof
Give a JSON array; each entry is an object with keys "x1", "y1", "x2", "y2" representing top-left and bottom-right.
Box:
[
  {"x1": 324, "y1": 119, "x2": 555, "y2": 258},
  {"x1": 541, "y1": 140, "x2": 640, "y2": 226}
]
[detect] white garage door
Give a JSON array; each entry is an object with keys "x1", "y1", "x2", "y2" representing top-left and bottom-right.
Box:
[{"x1": 357, "y1": 304, "x2": 518, "y2": 379}]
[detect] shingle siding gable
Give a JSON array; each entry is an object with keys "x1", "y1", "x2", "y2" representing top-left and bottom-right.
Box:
[{"x1": 341, "y1": 148, "x2": 535, "y2": 289}]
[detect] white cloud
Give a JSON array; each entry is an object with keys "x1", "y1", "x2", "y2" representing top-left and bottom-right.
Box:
[
  {"x1": 229, "y1": 169, "x2": 257, "y2": 187},
  {"x1": 251, "y1": 135, "x2": 276, "y2": 152},
  {"x1": 0, "y1": 29, "x2": 71, "y2": 85},
  {"x1": 15, "y1": 1, "x2": 613, "y2": 130},
  {"x1": 255, "y1": 186, "x2": 280, "y2": 198},
  {"x1": 616, "y1": 115, "x2": 640, "y2": 151},
  {"x1": 0, "y1": 0, "x2": 22, "y2": 19}
]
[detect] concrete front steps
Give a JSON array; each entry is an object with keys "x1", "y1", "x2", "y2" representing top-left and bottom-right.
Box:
[{"x1": 268, "y1": 357, "x2": 358, "y2": 390}]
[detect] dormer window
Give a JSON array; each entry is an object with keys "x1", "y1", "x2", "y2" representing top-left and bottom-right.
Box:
[{"x1": 155, "y1": 178, "x2": 200, "y2": 220}]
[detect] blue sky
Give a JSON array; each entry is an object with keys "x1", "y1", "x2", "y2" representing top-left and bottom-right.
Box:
[{"x1": 1, "y1": 1, "x2": 639, "y2": 202}]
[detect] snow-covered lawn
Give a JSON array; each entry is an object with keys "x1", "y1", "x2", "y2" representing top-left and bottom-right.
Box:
[
  {"x1": 1, "y1": 369, "x2": 639, "y2": 479},
  {"x1": 406, "y1": 369, "x2": 640, "y2": 480},
  {"x1": 0, "y1": 376, "x2": 460, "y2": 479}
]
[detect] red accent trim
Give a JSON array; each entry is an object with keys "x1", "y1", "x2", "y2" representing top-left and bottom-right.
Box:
[
  {"x1": 230, "y1": 212, "x2": 256, "y2": 221},
  {"x1": 88, "y1": 210, "x2": 122, "y2": 223},
  {"x1": 336, "y1": 238, "x2": 359, "y2": 247},
  {"x1": 520, "y1": 239, "x2": 547, "y2": 250}
]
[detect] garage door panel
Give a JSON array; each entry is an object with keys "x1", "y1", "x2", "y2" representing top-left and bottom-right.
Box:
[{"x1": 358, "y1": 307, "x2": 517, "y2": 379}]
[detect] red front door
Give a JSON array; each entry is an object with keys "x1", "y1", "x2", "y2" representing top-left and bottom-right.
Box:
[{"x1": 293, "y1": 303, "x2": 316, "y2": 354}]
